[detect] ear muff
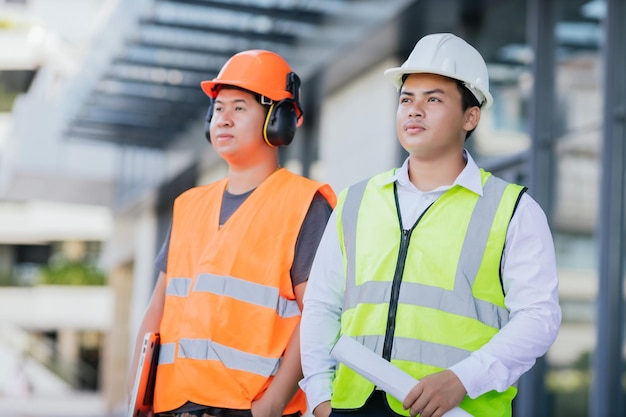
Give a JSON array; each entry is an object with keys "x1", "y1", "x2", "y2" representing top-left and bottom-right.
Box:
[
  {"x1": 263, "y1": 99, "x2": 297, "y2": 147},
  {"x1": 204, "y1": 102, "x2": 213, "y2": 142},
  {"x1": 262, "y1": 72, "x2": 303, "y2": 147}
]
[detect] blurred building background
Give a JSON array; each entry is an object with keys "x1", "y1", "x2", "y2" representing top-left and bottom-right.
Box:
[{"x1": 0, "y1": 0, "x2": 624, "y2": 416}]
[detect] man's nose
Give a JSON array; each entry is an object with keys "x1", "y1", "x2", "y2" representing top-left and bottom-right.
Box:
[{"x1": 408, "y1": 103, "x2": 423, "y2": 117}]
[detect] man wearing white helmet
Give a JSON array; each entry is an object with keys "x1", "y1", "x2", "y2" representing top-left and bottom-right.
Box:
[{"x1": 300, "y1": 33, "x2": 561, "y2": 417}]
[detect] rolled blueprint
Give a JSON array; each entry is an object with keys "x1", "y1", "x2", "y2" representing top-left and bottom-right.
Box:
[{"x1": 330, "y1": 335, "x2": 472, "y2": 417}]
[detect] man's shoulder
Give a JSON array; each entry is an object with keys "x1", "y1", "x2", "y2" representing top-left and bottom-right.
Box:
[
  {"x1": 278, "y1": 169, "x2": 324, "y2": 187},
  {"x1": 345, "y1": 168, "x2": 396, "y2": 191},
  {"x1": 176, "y1": 179, "x2": 228, "y2": 201},
  {"x1": 277, "y1": 170, "x2": 337, "y2": 206}
]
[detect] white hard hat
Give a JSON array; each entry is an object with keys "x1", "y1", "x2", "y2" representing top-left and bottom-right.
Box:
[{"x1": 384, "y1": 33, "x2": 493, "y2": 109}]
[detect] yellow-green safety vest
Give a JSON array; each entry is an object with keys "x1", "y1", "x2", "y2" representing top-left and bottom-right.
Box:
[{"x1": 331, "y1": 168, "x2": 525, "y2": 417}]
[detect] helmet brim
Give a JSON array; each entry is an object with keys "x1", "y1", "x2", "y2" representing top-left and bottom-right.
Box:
[
  {"x1": 202, "y1": 79, "x2": 246, "y2": 99},
  {"x1": 383, "y1": 67, "x2": 493, "y2": 110},
  {"x1": 200, "y1": 79, "x2": 304, "y2": 123}
]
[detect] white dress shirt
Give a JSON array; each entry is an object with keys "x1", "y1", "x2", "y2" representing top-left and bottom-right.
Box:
[{"x1": 299, "y1": 151, "x2": 562, "y2": 411}]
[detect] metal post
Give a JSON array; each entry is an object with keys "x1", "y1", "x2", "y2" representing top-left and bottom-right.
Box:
[
  {"x1": 514, "y1": 1, "x2": 556, "y2": 416},
  {"x1": 590, "y1": 0, "x2": 626, "y2": 415},
  {"x1": 295, "y1": 73, "x2": 323, "y2": 179}
]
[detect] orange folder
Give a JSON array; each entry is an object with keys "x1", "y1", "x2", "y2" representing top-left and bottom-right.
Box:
[{"x1": 128, "y1": 332, "x2": 160, "y2": 417}]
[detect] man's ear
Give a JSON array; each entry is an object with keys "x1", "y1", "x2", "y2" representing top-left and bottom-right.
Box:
[{"x1": 464, "y1": 106, "x2": 481, "y2": 132}]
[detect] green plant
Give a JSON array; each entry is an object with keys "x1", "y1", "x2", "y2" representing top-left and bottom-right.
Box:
[
  {"x1": 0, "y1": 271, "x2": 16, "y2": 286},
  {"x1": 37, "y1": 260, "x2": 106, "y2": 286}
]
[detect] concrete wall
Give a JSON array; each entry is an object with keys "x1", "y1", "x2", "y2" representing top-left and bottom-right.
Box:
[
  {"x1": 316, "y1": 59, "x2": 400, "y2": 193},
  {"x1": 0, "y1": 286, "x2": 113, "y2": 330}
]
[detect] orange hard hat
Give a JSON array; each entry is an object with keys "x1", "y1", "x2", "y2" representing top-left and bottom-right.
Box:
[
  {"x1": 201, "y1": 49, "x2": 298, "y2": 99},
  {"x1": 202, "y1": 50, "x2": 305, "y2": 144}
]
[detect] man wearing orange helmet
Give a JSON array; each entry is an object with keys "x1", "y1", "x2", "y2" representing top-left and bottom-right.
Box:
[
  {"x1": 300, "y1": 33, "x2": 561, "y2": 417},
  {"x1": 128, "y1": 49, "x2": 336, "y2": 417}
]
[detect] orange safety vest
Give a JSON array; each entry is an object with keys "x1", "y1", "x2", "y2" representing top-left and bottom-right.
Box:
[{"x1": 153, "y1": 168, "x2": 336, "y2": 414}]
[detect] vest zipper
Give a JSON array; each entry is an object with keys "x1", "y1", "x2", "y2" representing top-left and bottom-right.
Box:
[
  {"x1": 382, "y1": 228, "x2": 412, "y2": 361},
  {"x1": 383, "y1": 182, "x2": 434, "y2": 361}
]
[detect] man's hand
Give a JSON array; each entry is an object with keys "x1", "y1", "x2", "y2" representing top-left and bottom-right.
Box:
[
  {"x1": 402, "y1": 370, "x2": 466, "y2": 417},
  {"x1": 312, "y1": 401, "x2": 332, "y2": 417}
]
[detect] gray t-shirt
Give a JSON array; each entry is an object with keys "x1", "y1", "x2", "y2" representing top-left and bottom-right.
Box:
[{"x1": 154, "y1": 189, "x2": 332, "y2": 287}]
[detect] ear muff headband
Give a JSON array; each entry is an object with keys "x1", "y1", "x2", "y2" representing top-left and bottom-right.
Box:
[{"x1": 204, "y1": 105, "x2": 213, "y2": 142}]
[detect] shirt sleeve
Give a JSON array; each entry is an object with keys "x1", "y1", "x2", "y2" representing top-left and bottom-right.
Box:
[
  {"x1": 299, "y1": 210, "x2": 345, "y2": 411},
  {"x1": 291, "y1": 191, "x2": 334, "y2": 287},
  {"x1": 154, "y1": 223, "x2": 172, "y2": 274},
  {"x1": 450, "y1": 193, "x2": 562, "y2": 397}
]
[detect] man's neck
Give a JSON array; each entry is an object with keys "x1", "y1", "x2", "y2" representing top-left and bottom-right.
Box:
[
  {"x1": 407, "y1": 152, "x2": 466, "y2": 192},
  {"x1": 227, "y1": 161, "x2": 280, "y2": 194}
]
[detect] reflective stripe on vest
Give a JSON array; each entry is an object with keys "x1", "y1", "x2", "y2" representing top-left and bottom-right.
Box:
[
  {"x1": 159, "y1": 339, "x2": 281, "y2": 376},
  {"x1": 159, "y1": 273, "x2": 300, "y2": 376},
  {"x1": 192, "y1": 274, "x2": 301, "y2": 318},
  {"x1": 165, "y1": 275, "x2": 301, "y2": 318}
]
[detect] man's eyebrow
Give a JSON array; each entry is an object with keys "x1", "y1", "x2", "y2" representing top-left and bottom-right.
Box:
[
  {"x1": 400, "y1": 88, "x2": 446, "y2": 97},
  {"x1": 424, "y1": 88, "x2": 446, "y2": 95},
  {"x1": 214, "y1": 98, "x2": 248, "y2": 104}
]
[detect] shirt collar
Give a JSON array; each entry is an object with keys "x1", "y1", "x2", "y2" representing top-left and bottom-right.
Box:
[{"x1": 380, "y1": 150, "x2": 484, "y2": 196}]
